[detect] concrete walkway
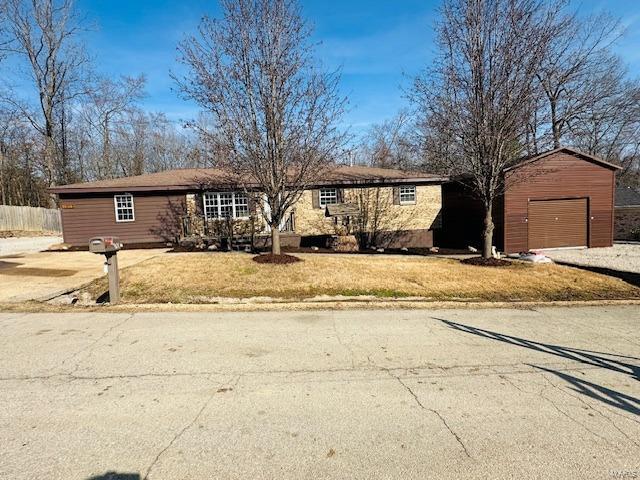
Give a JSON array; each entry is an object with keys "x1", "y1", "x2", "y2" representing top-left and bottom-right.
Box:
[{"x1": 0, "y1": 306, "x2": 638, "y2": 479}]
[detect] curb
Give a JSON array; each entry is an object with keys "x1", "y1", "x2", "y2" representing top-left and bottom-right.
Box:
[{"x1": 2, "y1": 298, "x2": 640, "y2": 313}]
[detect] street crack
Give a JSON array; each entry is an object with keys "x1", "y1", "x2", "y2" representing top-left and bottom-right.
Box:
[
  {"x1": 540, "y1": 373, "x2": 640, "y2": 448},
  {"x1": 142, "y1": 375, "x2": 237, "y2": 480},
  {"x1": 387, "y1": 370, "x2": 472, "y2": 459},
  {"x1": 332, "y1": 317, "x2": 356, "y2": 369},
  {"x1": 58, "y1": 313, "x2": 135, "y2": 374},
  {"x1": 534, "y1": 376, "x2": 612, "y2": 446}
]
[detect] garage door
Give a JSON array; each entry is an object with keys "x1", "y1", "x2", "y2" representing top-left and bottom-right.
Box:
[{"x1": 528, "y1": 198, "x2": 588, "y2": 249}]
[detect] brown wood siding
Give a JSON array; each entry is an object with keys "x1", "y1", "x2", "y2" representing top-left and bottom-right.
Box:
[
  {"x1": 439, "y1": 182, "x2": 504, "y2": 250},
  {"x1": 439, "y1": 182, "x2": 483, "y2": 248},
  {"x1": 503, "y1": 151, "x2": 615, "y2": 253},
  {"x1": 528, "y1": 198, "x2": 588, "y2": 249},
  {"x1": 58, "y1": 192, "x2": 187, "y2": 246}
]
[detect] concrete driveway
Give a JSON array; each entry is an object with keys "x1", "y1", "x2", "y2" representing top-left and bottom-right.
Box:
[
  {"x1": 0, "y1": 235, "x2": 62, "y2": 256},
  {"x1": 0, "y1": 249, "x2": 166, "y2": 302},
  {"x1": 0, "y1": 306, "x2": 638, "y2": 479}
]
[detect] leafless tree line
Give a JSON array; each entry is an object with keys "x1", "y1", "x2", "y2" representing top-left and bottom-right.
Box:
[
  {"x1": 531, "y1": 9, "x2": 640, "y2": 185},
  {"x1": 357, "y1": 111, "x2": 419, "y2": 170},
  {"x1": 0, "y1": 0, "x2": 202, "y2": 207},
  {"x1": 358, "y1": 1, "x2": 639, "y2": 188}
]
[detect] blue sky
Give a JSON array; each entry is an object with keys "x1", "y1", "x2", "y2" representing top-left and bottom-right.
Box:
[{"x1": 76, "y1": 0, "x2": 640, "y2": 136}]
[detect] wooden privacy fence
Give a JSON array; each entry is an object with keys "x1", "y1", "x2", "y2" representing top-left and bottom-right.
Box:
[{"x1": 0, "y1": 205, "x2": 62, "y2": 233}]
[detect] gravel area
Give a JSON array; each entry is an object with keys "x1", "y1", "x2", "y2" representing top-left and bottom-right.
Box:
[
  {"x1": 0, "y1": 236, "x2": 62, "y2": 257},
  {"x1": 544, "y1": 243, "x2": 640, "y2": 274}
]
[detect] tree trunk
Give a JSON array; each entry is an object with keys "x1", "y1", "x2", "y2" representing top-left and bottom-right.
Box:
[
  {"x1": 45, "y1": 134, "x2": 58, "y2": 208},
  {"x1": 103, "y1": 119, "x2": 111, "y2": 179},
  {"x1": 482, "y1": 204, "x2": 494, "y2": 259},
  {"x1": 271, "y1": 226, "x2": 281, "y2": 255},
  {"x1": 550, "y1": 98, "x2": 561, "y2": 149},
  {"x1": 0, "y1": 147, "x2": 5, "y2": 205}
]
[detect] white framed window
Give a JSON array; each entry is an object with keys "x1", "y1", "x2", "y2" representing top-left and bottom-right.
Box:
[
  {"x1": 399, "y1": 185, "x2": 416, "y2": 205},
  {"x1": 203, "y1": 192, "x2": 250, "y2": 219},
  {"x1": 319, "y1": 188, "x2": 338, "y2": 207},
  {"x1": 114, "y1": 194, "x2": 135, "y2": 222}
]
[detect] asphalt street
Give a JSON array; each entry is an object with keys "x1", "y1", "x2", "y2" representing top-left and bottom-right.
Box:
[{"x1": 0, "y1": 306, "x2": 638, "y2": 479}]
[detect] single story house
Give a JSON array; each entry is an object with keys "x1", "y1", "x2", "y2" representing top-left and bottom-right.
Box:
[
  {"x1": 440, "y1": 147, "x2": 620, "y2": 253},
  {"x1": 50, "y1": 166, "x2": 448, "y2": 249},
  {"x1": 614, "y1": 186, "x2": 640, "y2": 241},
  {"x1": 51, "y1": 147, "x2": 621, "y2": 253}
]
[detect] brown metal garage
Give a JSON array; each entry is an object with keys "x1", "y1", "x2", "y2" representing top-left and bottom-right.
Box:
[{"x1": 440, "y1": 147, "x2": 621, "y2": 253}]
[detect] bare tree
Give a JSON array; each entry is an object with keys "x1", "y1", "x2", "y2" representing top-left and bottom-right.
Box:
[
  {"x1": 360, "y1": 111, "x2": 418, "y2": 170},
  {"x1": 176, "y1": 0, "x2": 346, "y2": 255},
  {"x1": 1, "y1": 0, "x2": 203, "y2": 204},
  {"x1": 5, "y1": 0, "x2": 89, "y2": 203},
  {"x1": 112, "y1": 108, "x2": 148, "y2": 177},
  {"x1": 0, "y1": 0, "x2": 10, "y2": 61},
  {"x1": 81, "y1": 74, "x2": 146, "y2": 179},
  {"x1": 144, "y1": 113, "x2": 198, "y2": 172},
  {"x1": 0, "y1": 107, "x2": 15, "y2": 204},
  {"x1": 413, "y1": 0, "x2": 558, "y2": 258},
  {"x1": 568, "y1": 72, "x2": 640, "y2": 186},
  {"x1": 0, "y1": 108, "x2": 49, "y2": 206},
  {"x1": 527, "y1": 7, "x2": 640, "y2": 185},
  {"x1": 536, "y1": 12, "x2": 623, "y2": 149},
  {"x1": 108, "y1": 111, "x2": 198, "y2": 176}
]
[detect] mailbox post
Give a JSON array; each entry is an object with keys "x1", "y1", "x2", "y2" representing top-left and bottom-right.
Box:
[{"x1": 89, "y1": 237, "x2": 123, "y2": 304}]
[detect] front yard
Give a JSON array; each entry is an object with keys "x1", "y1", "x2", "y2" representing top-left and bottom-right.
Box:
[{"x1": 84, "y1": 252, "x2": 640, "y2": 303}]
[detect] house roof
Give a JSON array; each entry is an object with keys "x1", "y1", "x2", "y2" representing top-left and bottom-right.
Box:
[
  {"x1": 503, "y1": 147, "x2": 622, "y2": 173},
  {"x1": 50, "y1": 165, "x2": 448, "y2": 194},
  {"x1": 616, "y1": 186, "x2": 640, "y2": 207}
]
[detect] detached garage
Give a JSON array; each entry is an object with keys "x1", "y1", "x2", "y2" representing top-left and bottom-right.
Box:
[{"x1": 441, "y1": 147, "x2": 621, "y2": 254}]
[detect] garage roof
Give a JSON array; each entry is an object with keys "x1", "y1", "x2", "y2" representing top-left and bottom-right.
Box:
[{"x1": 504, "y1": 147, "x2": 622, "y2": 172}]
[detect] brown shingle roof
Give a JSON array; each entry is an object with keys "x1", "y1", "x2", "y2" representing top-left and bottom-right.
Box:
[
  {"x1": 50, "y1": 168, "x2": 226, "y2": 193},
  {"x1": 50, "y1": 165, "x2": 448, "y2": 194},
  {"x1": 616, "y1": 186, "x2": 640, "y2": 207}
]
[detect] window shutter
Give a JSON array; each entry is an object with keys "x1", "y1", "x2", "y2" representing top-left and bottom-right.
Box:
[
  {"x1": 196, "y1": 193, "x2": 204, "y2": 215},
  {"x1": 413, "y1": 187, "x2": 418, "y2": 204},
  {"x1": 393, "y1": 187, "x2": 400, "y2": 205},
  {"x1": 312, "y1": 189, "x2": 320, "y2": 209},
  {"x1": 337, "y1": 188, "x2": 344, "y2": 203}
]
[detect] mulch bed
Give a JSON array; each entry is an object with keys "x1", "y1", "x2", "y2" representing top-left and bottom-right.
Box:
[
  {"x1": 252, "y1": 253, "x2": 303, "y2": 264},
  {"x1": 461, "y1": 256, "x2": 512, "y2": 267}
]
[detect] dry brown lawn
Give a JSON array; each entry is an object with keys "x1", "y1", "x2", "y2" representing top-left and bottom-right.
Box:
[{"x1": 83, "y1": 252, "x2": 640, "y2": 304}]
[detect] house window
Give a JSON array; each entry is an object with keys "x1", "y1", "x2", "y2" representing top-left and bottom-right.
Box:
[
  {"x1": 319, "y1": 188, "x2": 338, "y2": 207},
  {"x1": 399, "y1": 186, "x2": 416, "y2": 205},
  {"x1": 203, "y1": 192, "x2": 250, "y2": 219},
  {"x1": 114, "y1": 194, "x2": 135, "y2": 222}
]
